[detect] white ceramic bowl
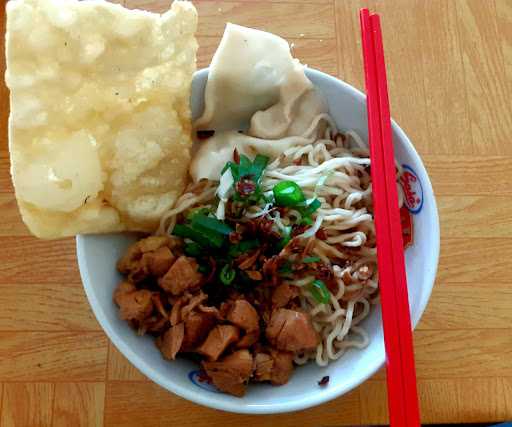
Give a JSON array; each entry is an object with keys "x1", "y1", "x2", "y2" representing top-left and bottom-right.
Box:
[{"x1": 77, "y1": 68, "x2": 440, "y2": 414}]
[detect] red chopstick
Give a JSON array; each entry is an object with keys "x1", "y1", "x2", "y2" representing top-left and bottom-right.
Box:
[{"x1": 359, "y1": 9, "x2": 421, "y2": 427}]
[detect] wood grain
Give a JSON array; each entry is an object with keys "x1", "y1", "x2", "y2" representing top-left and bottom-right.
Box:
[
  {"x1": 0, "y1": 283, "x2": 100, "y2": 331},
  {"x1": 0, "y1": 332, "x2": 108, "y2": 381},
  {"x1": 360, "y1": 378, "x2": 511, "y2": 425},
  {"x1": 104, "y1": 381, "x2": 361, "y2": 427},
  {"x1": 456, "y1": 0, "x2": 512, "y2": 155},
  {"x1": 53, "y1": 383, "x2": 105, "y2": 427},
  {"x1": 418, "y1": 283, "x2": 512, "y2": 330},
  {"x1": 1, "y1": 383, "x2": 54, "y2": 427},
  {"x1": 107, "y1": 343, "x2": 147, "y2": 382},
  {"x1": 1, "y1": 0, "x2": 512, "y2": 424}
]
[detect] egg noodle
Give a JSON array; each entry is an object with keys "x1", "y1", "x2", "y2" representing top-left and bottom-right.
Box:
[{"x1": 157, "y1": 113, "x2": 404, "y2": 367}]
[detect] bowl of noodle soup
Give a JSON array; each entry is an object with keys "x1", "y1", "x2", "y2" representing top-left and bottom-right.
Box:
[{"x1": 77, "y1": 67, "x2": 439, "y2": 414}]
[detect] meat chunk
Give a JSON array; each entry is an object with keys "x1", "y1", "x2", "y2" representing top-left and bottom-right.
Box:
[
  {"x1": 227, "y1": 299, "x2": 260, "y2": 348},
  {"x1": 157, "y1": 323, "x2": 184, "y2": 360},
  {"x1": 253, "y1": 352, "x2": 273, "y2": 382},
  {"x1": 117, "y1": 236, "x2": 173, "y2": 282},
  {"x1": 182, "y1": 311, "x2": 217, "y2": 351},
  {"x1": 266, "y1": 309, "x2": 319, "y2": 352},
  {"x1": 272, "y1": 284, "x2": 300, "y2": 309},
  {"x1": 227, "y1": 299, "x2": 259, "y2": 332},
  {"x1": 142, "y1": 246, "x2": 175, "y2": 277},
  {"x1": 159, "y1": 256, "x2": 203, "y2": 296},
  {"x1": 113, "y1": 281, "x2": 153, "y2": 322},
  {"x1": 202, "y1": 350, "x2": 253, "y2": 397},
  {"x1": 197, "y1": 325, "x2": 240, "y2": 361},
  {"x1": 170, "y1": 299, "x2": 184, "y2": 326},
  {"x1": 269, "y1": 349, "x2": 294, "y2": 385}
]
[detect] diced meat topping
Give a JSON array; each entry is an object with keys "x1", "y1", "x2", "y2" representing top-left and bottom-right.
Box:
[
  {"x1": 117, "y1": 236, "x2": 173, "y2": 282},
  {"x1": 266, "y1": 308, "x2": 319, "y2": 352},
  {"x1": 113, "y1": 281, "x2": 153, "y2": 322},
  {"x1": 143, "y1": 246, "x2": 175, "y2": 277},
  {"x1": 182, "y1": 311, "x2": 217, "y2": 351},
  {"x1": 253, "y1": 352, "x2": 273, "y2": 382},
  {"x1": 202, "y1": 350, "x2": 253, "y2": 397},
  {"x1": 159, "y1": 256, "x2": 203, "y2": 296},
  {"x1": 269, "y1": 349, "x2": 294, "y2": 385},
  {"x1": 227, "y1": 299, "x2": 259, "y2": 332},
  {"x1": 197, "y1": 325, "x2": 240, "y2": 361},
  {"x1": 158, "y1": 323, "x2": 184, "y2": 360},
  {"x1": 271, "y1": 284, "x2": 300, "y2": 309}
]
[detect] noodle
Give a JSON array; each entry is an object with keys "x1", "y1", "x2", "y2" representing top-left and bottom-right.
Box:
[{"x1": 156, "y1": 113, "x2": 404, "y2": 367}]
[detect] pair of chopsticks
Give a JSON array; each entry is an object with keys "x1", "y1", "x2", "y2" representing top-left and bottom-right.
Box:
[{"x1": 359, "y1": 9, "x2": 421, "y2": 427}]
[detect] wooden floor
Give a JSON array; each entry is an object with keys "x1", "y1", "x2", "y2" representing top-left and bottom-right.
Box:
[{"x1": 1, "y1": 0, "x2": 512, "y2": 425}]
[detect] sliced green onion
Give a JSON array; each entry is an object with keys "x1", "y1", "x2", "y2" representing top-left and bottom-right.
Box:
[
  {"x1": 304, "y1": 198, "x2": 321, "y2": 215},
  {"x1": 238, "y1": 155, "x2": 252, "y2": 178},
  {"x1": 198, "y1": 264, "x2": 210, "y2": 274},
  {"x1": 219, "y1": 264, "x2": 236, "y2": 285},
  {"x1": 273, "y1": 181, "x2": 306, "y2": 207},
  {"x1": 277, "y1": 225, "x2": 292, "y2": 250},
  {"x1": 184, "y1": 242, "x2": 203, "y2": 257},
  {"x1": 228, "y1": 239, "x2": 260, "y2": 258},
  {"x1": 300, "y1": 216, "x2": 313, "y2": 226},
  {"x1": 250, "y1": 154, "x2": 269, "y2": 183},
  {"x1": 191, "y1": 214, "x2": 233, "y2": 236},
  {"x1": 309, "y1": 279, "x2": 330, "y2": 304},
  {"x1": 278, "y1": 261, "x2": 293, "y2": 276},
  {"x1": 186, "y1": 207, "x2": 211, "y2": 221},
  {"x1": 172, "y1": 224, "x2": 224, "y2": 248},
  {"x1": 302, "y1": 256, "x2": 321, "y2": 263}
]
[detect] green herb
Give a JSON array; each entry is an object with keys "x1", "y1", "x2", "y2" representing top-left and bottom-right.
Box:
[
  {"x1": 185, "y1": 207, "x2": 211, "y2": 221},
  {"x1": 278, "y1": 260, "x2": 293, "y2": 276},
  {"x1": 309, "y1": 279, "x2": 330, "y2": 304},
  {"x1": 184, "y1": 242, "x2": 203, "y2": 257},
  {"x1": 172, "y1": 224, "x2": 224, "y2": 248},
  {"x1": 228, "y1": 239, "x2": 260, "y2": 258},
  {"x1": 273, "y1": 181, "x2": 306, "y2": 207},
  {"x1": 277, "y1": 226, "x2": 292, "y2": 251},
  {"x1": 302, "y1": 256, "x2": 321, "y2": 263},
  {"x1": 300, "y1": 216, "x2": 313, "y2": 226},
  {"x1": 303, "y1": 198, "x2": 321, "y2": 215},
  {"x1": 191, "y1": 214, "x2": 233, "y2": 236},
  {"x1": 250, "y1": 154, "x2": 269, "y2": 183},
  {"x1": 198, "y1": 264, "x2": 210, "y2": 274},
  {"x1": 219, "y1": 264, "x2": 236, "y2": 285}
]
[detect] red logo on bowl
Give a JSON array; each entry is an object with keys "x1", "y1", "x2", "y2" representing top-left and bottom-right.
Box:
[{"x1": 400, "y1": 165, "x2": 423, "y2": 214}]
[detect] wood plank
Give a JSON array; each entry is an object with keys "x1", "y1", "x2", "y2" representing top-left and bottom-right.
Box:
[
  {"x1": 416, "y1": 0, "x2": 472, "y2": 155},
  {"x1": 336, "y1": 0, "x2": 430, "y2": 155},
  {"x1": 0, "y1": 283, "x2": 99, "y2": 331},
  {"x1": 413, "y1": 329, "x2": 512, "y2": 379},
  {"x1": 0, "y1": 237, "x2": 80, "y2": 284},
  {"x1": 437, "y1": 238, "x2": 511, "y2": 283},
  {"x1": 0, "y1": 332, "x2": 108, "y2": 381},
  {"x1": 107, "y1": 343, "x2": 147, "y2": 381},
  {"x1": 1, "y1": 383, "x2": 54, "y2": 427},
  {"x1": 424, "y1": 155, "x2": 512, "y2": 196},
  {"x1": 105, "y1": 381, "x2": 360, "y2": 426},
  {"x1": 496, "y1": 0, "x2": 512, "y2": 84},
  {"x1": 197, "y1": 36, "x2": 338, "y2": 76},
  {"x1": 0, "y1": 156, "x2": 13, "y2": 194},
  {"x1": 372, "y1": 328, "x2": 512, "y2": 380},
  {"x1": 334, "y1": 0, "x2": 366, "y2": 90},
  {"x1": 124, "y1": 0, "x2": 336, "y2": 39},
  {"x1": 418, "y1": 283, "x2": 512, "y2": 330},
  {"x1": 360, "y1": 378, "x2": 512, "y2": 425},
  {"x1": 455, "y1": 0, "x2": 512, "y2": 155},
  {"x1": 0, "y1": 194, "x2": 27, "y2": 236},
  {"x1": 53, "y1": 383, "x2": 105, "y2": 427},
  {"x1": 438, "y1": 196, "x2": 512, "y2": 238}
]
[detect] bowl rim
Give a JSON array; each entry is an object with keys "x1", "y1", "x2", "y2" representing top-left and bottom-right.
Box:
[{"x1": 77, "y1": 67, "x2": 440, "y2": 414}]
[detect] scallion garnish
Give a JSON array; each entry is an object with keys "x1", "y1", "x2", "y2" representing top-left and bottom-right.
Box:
[
  {"x1": 273, "y1": 181, "x2": 306, "y2": 207},
  {"x1": 228, "y1": 239, "x2": 260, "y2": 257},
  {"x1": 184, "y1": 242, "x2": 203, "y2": 257},
  {"x1": 309, "y1": 279, "x2": 330, "y2": 304},
  {"x1": 190, "y1": 213, "x2": 233, "y2": 236},
  {"x1": 302, "y1": 256, "x2": 321, "y2": 263},
  {"x1": 219, "y1": 264, "x2": 236, "y2": 285},
  {"x1": 172, "y1": 224, "x2": 224, "y2": 248}
]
